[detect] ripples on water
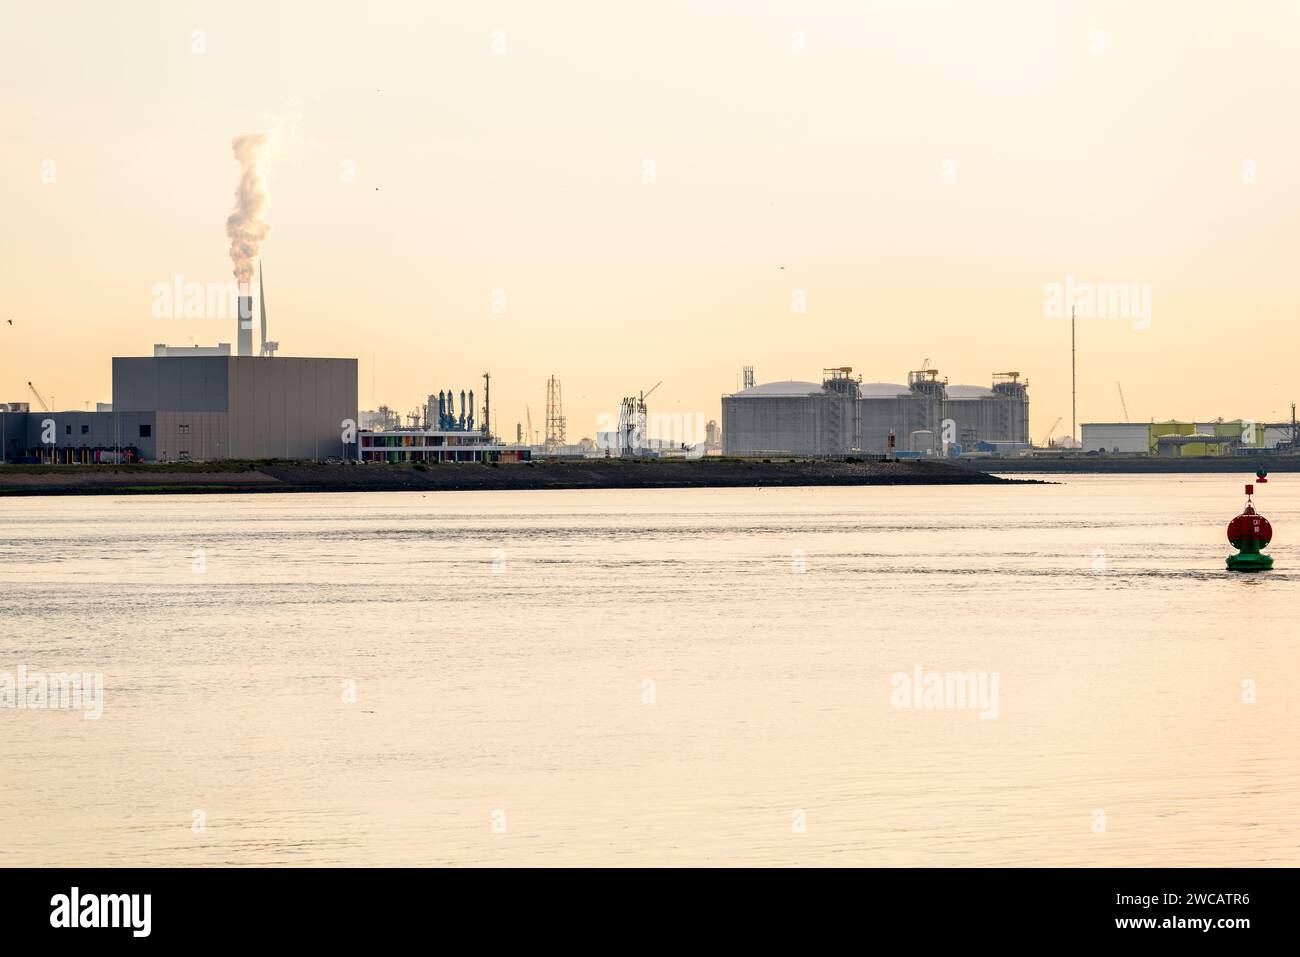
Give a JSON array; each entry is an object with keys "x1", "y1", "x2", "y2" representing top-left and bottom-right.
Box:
[{"x1": 0, "y1": 475, "x2": 1295, "y2": 865}]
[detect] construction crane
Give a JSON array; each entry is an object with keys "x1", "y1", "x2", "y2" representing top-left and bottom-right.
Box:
[
  {"x1": 525, "y1": 405, "x2": 535, "y2": 446},
  {"x1": 642, "y1": 380, "x2": 663, "y2": 401},
  {"x1": 26, "y1": 381, "x2": 50, "y2": 413},
  {"x1": 1040, "y1": 416, "x2": 1063, "y2": 447},
  {"x1": 1116, "y1": 382, "x2": 1130, "y2": 423}
]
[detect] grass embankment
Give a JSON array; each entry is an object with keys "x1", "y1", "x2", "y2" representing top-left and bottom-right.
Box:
[{"x1": 0, "y1": 457, "x2": 1029, "y2": 497}]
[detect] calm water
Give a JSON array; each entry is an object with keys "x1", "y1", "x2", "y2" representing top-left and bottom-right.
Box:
[{"x1": 0, "y1": 474, "x2": 1295, "y2": 866}]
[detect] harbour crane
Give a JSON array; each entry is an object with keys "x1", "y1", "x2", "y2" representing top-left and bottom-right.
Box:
[
  {"x1": 1040, "y1": 416, "x2": 1063, "y2": 447},
  {"x1": 1116, "y1": 382, "x2": 1130, "y2": 423},
  {"x1": 26, "y1": 381, "x2": 50, "y2": 413}
]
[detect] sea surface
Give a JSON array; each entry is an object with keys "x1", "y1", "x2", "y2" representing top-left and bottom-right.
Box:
[{"x1": 0, "y1": 474, "x2": 1295, "y2": 866}]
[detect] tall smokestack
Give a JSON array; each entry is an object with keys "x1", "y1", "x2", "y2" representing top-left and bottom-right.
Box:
[
  {"x1": 227, "y1": 132, "x2": 270, "y2": 359},
  {"x1": 237, "y1": 285, "x2": 253, "y2": 356}
]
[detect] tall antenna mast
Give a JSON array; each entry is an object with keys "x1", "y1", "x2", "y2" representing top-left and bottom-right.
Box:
[{"x1": 545, "y1": 375, "x2": 566, "y2": 451}]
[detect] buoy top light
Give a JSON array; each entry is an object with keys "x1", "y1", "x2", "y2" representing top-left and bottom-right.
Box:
[{"x1": 1256, "y1": 469, "x2": 1268, "y2": 483}]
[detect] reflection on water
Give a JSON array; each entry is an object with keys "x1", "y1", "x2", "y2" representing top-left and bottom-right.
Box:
[{"x1": 0, "y1": 475, "x2": 1295, "y2": 865}]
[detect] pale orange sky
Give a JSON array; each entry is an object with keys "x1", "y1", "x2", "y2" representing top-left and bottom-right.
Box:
[{"x1": 2, "y1": 0, "x2": 1298, "y2": 440}]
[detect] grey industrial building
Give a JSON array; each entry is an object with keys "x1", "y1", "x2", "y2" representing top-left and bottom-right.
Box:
[
  {"x1": 3, "y1": 355, "x2": 357, "y2": 463},
  {"x1": 721, "y1": 367, "x2": 1029, "y2": 457}
]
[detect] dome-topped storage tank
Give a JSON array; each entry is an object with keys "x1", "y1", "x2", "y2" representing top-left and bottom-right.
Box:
[
  {"x1": 858, "y1": 382, "x2": 910, "y2": 399},
  {"x1": 722, "y1": 366, "x2": 1030, "y2": 456},
  {"x1": 722, "y1": 378, "x2": 853, "y2": 456},
  {"x1": 945, "y1": 384, "x2": 995, "y2": 400},
  {"x1": 733, "y1": 380, "x2": 824, "y2": 397}
]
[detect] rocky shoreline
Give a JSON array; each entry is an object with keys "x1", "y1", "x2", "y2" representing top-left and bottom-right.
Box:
[{"x1": 0, "y1": 457, "x2": 1031, "y2": 496}]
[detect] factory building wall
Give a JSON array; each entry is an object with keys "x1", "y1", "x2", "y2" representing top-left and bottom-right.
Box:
[
  {"x1": 226, "y1": 357, "x2": 357, "y2": 459},
  {"x1": 15, "y1": 411, "x2": 156, "y2": 461},
  {"x1": 154, "y1": 411, "x2": 229, "y2": 462},
  {"x1": 1263, "y1": 425, "x2": 1293, "y2": 449},
  {"x1": 110, "y1": 355, "x2": 358, "y2": 460},
  {"x1": 112, "y1": 356, "x2": 230, "y2": 412},
  {"x1": 1081, "y1": 423, "x2": 1151, "y2": 453},
  {"x1": 1, "y1": 409, "x2": 27, "y2": 461}
]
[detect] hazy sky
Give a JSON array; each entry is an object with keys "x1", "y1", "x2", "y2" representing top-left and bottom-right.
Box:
[{"x1": 3, "y1": 0, "x2": 1298, "y2": 440}]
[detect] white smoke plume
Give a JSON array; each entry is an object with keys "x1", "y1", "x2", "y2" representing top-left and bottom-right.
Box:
[{"x1": 225, "y1": 133, "x2": 273, "y2": 286}]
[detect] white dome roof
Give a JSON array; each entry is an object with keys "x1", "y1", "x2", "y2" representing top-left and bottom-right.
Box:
[
  {"x1": 858, "y1": 382, "x2": 910, "y2": 398},
  {"x1": 946, "y1": 384, "x2": 994, "y2": 399},
  {"x1": 734, "y1": 380, "x2": 824, "y2": 397}
]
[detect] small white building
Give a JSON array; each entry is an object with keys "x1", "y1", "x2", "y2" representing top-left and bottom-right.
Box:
[
  {"x1": 1081, "y1": 423, "x2": 1150, "y2": 453},
  {"x1": 358, "y1": 430, "x2": 530, "y2": 463}
]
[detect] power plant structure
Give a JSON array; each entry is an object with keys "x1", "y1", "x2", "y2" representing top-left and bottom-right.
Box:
[
  {"x1": 237, "y1": 286, "x2": 254, "y2": 358},
  {"x1": 3, "y1": 354, "x2": 357, "y2": 463},
  {"x1": 3, "y1": 265, "x2": 358, "y2": 463},
  {"x1": 153, "y1": 260, "x2": 277, "y2": 359},
  {"x1": 618, "y1": 393, "x2": 648, "y2": 457},
  {"x1": 409, "y1": 372, "x2": 494, "y2": 437},
  {"x1": 426, "y1": 388, "x2": 476, "y2": 432},
  {"x1": 357, "y1": 371, "x2": 528, "y2": 464},
  {"x1": 608, "y1": 380, "x2": 662, "y2": 456},
  {"x1": 234, "y1": 260, "x2": 275, "y2": 357},
  {"x1": 721, "y1": 366, "x2": 1030, "y2": 457}
]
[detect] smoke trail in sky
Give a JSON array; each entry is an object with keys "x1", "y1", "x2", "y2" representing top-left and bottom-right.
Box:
[{"x1": 225, "y1": 133, "x2": 272, "y2": 285}]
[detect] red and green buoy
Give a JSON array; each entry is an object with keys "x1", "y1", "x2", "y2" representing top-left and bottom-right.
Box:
[{"x1": 1226, "y1": 470, "x2": 1273, "y2": 572}]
